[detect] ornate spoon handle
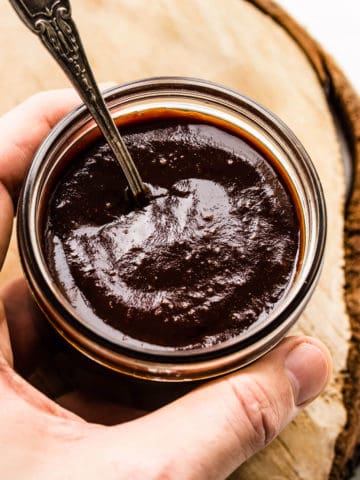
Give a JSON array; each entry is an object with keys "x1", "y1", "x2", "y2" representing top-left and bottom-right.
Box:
[{"x1": 9, "y1": 0, "x2": 147, "y2": 203}]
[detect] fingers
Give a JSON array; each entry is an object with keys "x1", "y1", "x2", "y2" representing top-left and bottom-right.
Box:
[
  {"x1": 0, "y1": 86, "x2": 115, "y2": 358},
  {"x1": 0, "y1": 84, "x2": 115, "y2": 202},
  {"x1": 0, "y1": 89, "x2": 81, "y2": 201},
  {"x1": 113, "y1": 336, "x2": 331, "y2": 480},
  {"x1": 0, "y1": 89, "x2": 81, "y2": 265},
  {"x1": 0, "y1": 278, "x2": 53, "y2": 375}
]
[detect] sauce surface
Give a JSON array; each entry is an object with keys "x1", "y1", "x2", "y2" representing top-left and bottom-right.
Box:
[{"x1": 44, "y1": 119, "x2": 300, "y2": 350}]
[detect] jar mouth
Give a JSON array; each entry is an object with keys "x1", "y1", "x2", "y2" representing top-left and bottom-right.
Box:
[{"x1": 18, "y1": 77, "x2": 326, "y2": 369}]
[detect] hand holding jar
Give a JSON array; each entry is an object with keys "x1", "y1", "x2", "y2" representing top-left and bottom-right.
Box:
[{"x1": 0, "y1": 90, "x2": 331, "y2": 479}]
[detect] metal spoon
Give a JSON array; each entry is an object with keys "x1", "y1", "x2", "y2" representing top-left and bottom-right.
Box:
[{"x1": 9, "y1": 0, "x2": 147, "y2": 204}]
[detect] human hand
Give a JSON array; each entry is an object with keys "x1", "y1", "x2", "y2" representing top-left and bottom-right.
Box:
[{"x1": 0, "y1": 91, "x2": 332, "y2": 480}]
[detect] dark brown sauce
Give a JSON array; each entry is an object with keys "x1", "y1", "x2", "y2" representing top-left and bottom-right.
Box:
[{"x1": 43, "y1": 117, "x2": 300, "y2": 351}]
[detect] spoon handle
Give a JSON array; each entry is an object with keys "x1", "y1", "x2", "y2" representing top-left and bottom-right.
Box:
[{"x1": 9, "y1": 0, "x2": 147, "y2": 202}]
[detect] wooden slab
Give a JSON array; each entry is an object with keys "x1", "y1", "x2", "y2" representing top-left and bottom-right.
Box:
[{"x1": 1, "y1": 1, "x2": 359, "y2": 478}]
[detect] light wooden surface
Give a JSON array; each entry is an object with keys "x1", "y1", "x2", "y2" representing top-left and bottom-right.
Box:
[{"x1": 0, "y1": 1, "x2": 349, "y2": 478}]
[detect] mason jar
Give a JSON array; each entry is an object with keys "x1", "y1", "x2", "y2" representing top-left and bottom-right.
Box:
[{"x1": 17, "y1": 77, "x2": 326, "y2": 382}]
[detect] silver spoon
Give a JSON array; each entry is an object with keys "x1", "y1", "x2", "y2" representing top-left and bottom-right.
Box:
[{"x1": 9, "y1": 0, "x2": 148, "y2": 204}]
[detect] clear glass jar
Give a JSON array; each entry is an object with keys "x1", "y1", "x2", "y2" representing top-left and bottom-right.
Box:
[{"x1": 17, "y1": 77, "x2": 326, "y2": 382}]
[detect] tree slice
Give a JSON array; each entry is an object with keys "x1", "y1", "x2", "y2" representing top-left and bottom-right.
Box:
[
  {"x1": 249, "y1": 3, "x2": 360, "y2": 477},
  {"x1": 1, "y1": 0, "x2": 358, "y2": 478}
]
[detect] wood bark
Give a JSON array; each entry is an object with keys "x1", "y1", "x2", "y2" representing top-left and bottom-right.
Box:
[{"x1": 1, "y1": 1, "x2": 359, "y2": 478}]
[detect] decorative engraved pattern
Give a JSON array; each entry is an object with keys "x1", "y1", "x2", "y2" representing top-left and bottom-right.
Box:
[
  {"x1": 17, "y1": 0, "x2": 63, "y2": 19},
  {"x1": 33, "y1": 2, "x2": 95, "y2": 101}
]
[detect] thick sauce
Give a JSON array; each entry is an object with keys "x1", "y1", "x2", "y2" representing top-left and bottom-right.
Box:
[{"x1": 44, "y1": 118, "x2": 300, "y2": 350}]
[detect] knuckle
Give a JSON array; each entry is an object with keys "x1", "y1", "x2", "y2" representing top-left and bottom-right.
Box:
[{"x1": 226, "y1": 375, "x2": 282, "y2": 450}]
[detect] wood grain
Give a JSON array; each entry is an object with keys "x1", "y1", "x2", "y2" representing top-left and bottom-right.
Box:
[{"x1": 0, "y1": 1, "x2": 356, "y2": 478}]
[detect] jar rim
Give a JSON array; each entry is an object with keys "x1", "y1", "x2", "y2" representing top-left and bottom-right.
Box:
[{"x1": 17, "y1": 77, "x2": 326, "y2": 376}]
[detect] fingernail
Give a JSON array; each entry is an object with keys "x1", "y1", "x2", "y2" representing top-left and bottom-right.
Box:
[{"x1": 285, "y1": 342, "x2": 330, "y2": 406}]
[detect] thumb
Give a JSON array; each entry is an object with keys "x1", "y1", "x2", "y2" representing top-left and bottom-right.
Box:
[{"x1": 118, "y1": 336, "x2": 331, "y2": 479}]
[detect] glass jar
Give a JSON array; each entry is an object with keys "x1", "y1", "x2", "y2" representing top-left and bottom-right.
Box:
[{"x1": 17, "y1": 77, "x2": 326, "y2": 382}]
